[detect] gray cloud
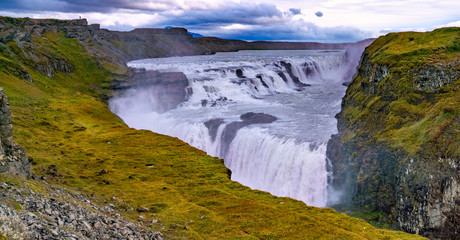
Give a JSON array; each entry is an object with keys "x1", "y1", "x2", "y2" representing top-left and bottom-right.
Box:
[
  {"x1": 0, "y1": 0, "x2": 68, "y2": 12},
  {"x1": 0, "y1": 0, "x2": 284, "y2": 17},
  {"x1": 289, "y1": 8, "x2": 301, "y2": 15},
  {"x1": 155, "y1": 2, "x2": 284, "y2": 27},
  {"x1": 173, "y1": 18, "x2": 371, "y2": 42},
  {"x1": 0, "y1": 0, "x2": 176, "y2": 13},
  {"x1": 0, "y1": 0, "x2": 372, "y2": 42},
  {"x1": 315, "y1": 11, "x2": 323, "y2": 17},
  {"x1": 59, "y1": 0, "x2": 175, "y2": 11}
]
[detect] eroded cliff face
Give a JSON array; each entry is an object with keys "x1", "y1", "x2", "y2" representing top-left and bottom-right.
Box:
[
  {"x1": 0, "y1": 17, "x2": 92, "y2": 43},
  {"x1": 0, "y1": 88, "x2": 30, "y2": 178},
  {"x1": 327, "y1": 28, "x2": 460, "y2": 239},
  {"x1": 111, "y1": 69, "x2": 190, "y2": 113}
]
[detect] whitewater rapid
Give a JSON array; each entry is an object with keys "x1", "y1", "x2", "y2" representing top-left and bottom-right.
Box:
[{"x1": 110, "y1": 50, "x2": 353, "y2": 207}]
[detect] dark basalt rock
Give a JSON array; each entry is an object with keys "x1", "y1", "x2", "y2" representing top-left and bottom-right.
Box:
[
  {"x1": 220, "y1": 112, "x2": 277, "y2": 156},
  {"x1": 279, "y1": 61, "x2": 310, "y2": 89},
  {"x1": 240, "y1": 112, "x2": 277, "y2": 123},
  {"x1": 413, "y1": 63, "x2": 459, "y2": 91},
  {"x1": 236, "y1": 69, "x2": 245, "y2": 78},
  {"x1": 201, "y1": 97, "x2": 228, "y2": 107},
  {"x1": 303, "y1": 61, "x2": 320, "y2": 78},
  {"x1": 115, "y1": 68, "x2": 190, "y2": 113},
  {"x1": 35, "y1": 58, "x2": 74, "y2": 78},
  {"x1": 204, "y1": 118, "x2": 225, "y2": 142},
  {"x1": 256, "y1": 74, "x2": 270, "y2": 88}
]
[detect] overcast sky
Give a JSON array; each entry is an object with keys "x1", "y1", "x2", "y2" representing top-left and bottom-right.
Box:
[{"x1": 0, "y1": 0, "x2": 459, "y2": 42}]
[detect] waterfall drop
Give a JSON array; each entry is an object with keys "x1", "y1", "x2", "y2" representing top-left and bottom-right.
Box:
[{"x1": 110, "y1": 48, "x2": 367, "y2": 207}]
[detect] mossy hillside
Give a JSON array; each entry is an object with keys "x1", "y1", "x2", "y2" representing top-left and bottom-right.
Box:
[
  {"x1": 328, "y1": 28, "x2": 459, "y2": 237},
  {"x1": 0, "y1": 25, "x2": 424, "y2": 239},
  {"x1": 341, "y1": 27, "x2": 459, "y2": 158}
]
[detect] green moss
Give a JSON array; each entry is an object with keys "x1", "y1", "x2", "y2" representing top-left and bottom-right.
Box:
[
  {"x1": 367, "y1": 28, "x2": 459, "y2": 64},
  {"x1": 0, "y1": 16, "x2": 21, "y2": 25},
  {"x1": 346, "y1": 209, "x2": 392, "y2": 229},
  {"x1": 341, "y1": 27, "x2": 460, "y2": 158}
]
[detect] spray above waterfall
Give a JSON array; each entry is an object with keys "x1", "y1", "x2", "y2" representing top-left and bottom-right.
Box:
[{"x1": 110, "y1": 45, "x2": 371, "y2": 207}]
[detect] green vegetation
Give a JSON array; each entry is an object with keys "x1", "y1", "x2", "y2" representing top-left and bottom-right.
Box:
[
  {"x1": 0, "y1": 16, "x2": 21, "y2": 26},
  {"x1": 0, "y1": 21, "x2": 424, "y2": 239},
  {"x1": 342, "y1": 27, "x2": 459, "y2": 158},
  {"x1": 346, "y1": 210, "x2": 391, "y2": 230}
]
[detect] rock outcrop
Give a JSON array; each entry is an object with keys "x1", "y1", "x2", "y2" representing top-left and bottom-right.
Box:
[
  {"x1": 0, "y1": 181, "x2": 164, "y2": 240},
  {"x1": 35, "y1": 57, "x2": 74, "y2": 78},
  {"x1": 0, "y1": 88, "x2": 30, "y2": 179},
  {"x1": 112, "y1": 69, "x2": 190, "y2": 113},
  {"x1": 327, "y1": 28, "x2": 460, "y2": 239},
  {"x1": 220, "y1": 112, "x2": 277, "y2": 156},
  {"x1": 413, "y1": 62, "x2": 459, "y2": 91},
  {"x1": 0, "y1": 17, "x2": 92, "y2": 43}
]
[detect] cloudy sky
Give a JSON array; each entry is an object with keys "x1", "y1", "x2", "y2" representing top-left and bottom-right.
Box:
[{"x1": 0, "y1": 0, "x2": 459, "y2": 42}]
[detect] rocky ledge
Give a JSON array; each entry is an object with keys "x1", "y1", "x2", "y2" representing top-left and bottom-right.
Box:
[
  {"x1": 111, "y1": 69, "x2": 190, "y2": 113},
  {"x1": 0, "y1": 180, "x2": 163, "y2": 240}
]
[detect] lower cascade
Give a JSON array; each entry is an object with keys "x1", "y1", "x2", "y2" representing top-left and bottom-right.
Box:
[
  {"x1": 110, "y1": 48, "x2": 365, "y2": 207},
  {"x1": 226, "y1": 128, "x2": 328, "y2": 207}
]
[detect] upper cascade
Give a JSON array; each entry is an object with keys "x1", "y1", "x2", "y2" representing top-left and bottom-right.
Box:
[{"x1": 126, "y1": 49, "x2": 358, "y2": 110}]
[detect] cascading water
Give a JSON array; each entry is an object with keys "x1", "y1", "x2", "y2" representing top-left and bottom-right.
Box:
[
  {"x1": 226, "y1": 128, "x2": 329, "y2": 207},
  {"x1": 110, "y1": 49, "x2": 361, "y2": 207}
]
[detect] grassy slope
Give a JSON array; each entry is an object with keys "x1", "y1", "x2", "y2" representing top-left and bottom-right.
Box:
[
  {"x1": 0, "y1": 30, "x2": 423, "y2": 239},
  {"x1": 341, "y1": 27, "x2": 459, "y2": 159}
]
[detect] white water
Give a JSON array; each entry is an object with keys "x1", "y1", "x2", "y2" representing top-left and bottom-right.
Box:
[
  {"x1": 227, "y1": 128, "x2": 328, "y2": 207},
  {"x1": 110, "y1": 50, "x2": 354, "y2": 207}
]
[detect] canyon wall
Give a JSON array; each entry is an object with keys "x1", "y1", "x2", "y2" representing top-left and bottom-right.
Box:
[{"x1": 327, "y1": 28, "x2": 460, "y2": 239}]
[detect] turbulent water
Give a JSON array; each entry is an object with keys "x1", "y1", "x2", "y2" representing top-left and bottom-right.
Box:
[{"x1": 110, "y1": 49, "x2": 357, "y2": 207}]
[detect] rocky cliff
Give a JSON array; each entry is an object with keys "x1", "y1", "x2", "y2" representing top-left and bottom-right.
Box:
[
  {"x1": 0, "y1": 17, "x2": 92, "y2": 43},
  {"x1": 0, "y1": 88, "x2": 30, "y2": 179},
  {"x1": 112, "y1": 69, "x2": 190, "y2": 113},
  {"x1": 327, "y1": 28, "x2": 459, "y2": 239}
]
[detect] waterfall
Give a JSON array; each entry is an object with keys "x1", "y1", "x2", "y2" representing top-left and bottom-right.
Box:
[
  {"x1": 226, "y1": 128, "x2": 328, "y2": 207},
  {"x1": 110, "y1": 49, "x2": 358, "y2": 207}
]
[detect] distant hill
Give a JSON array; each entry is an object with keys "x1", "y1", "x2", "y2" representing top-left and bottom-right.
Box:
[{"x1": 165, "y1": 26, "x2": 204, "y2": 38}]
